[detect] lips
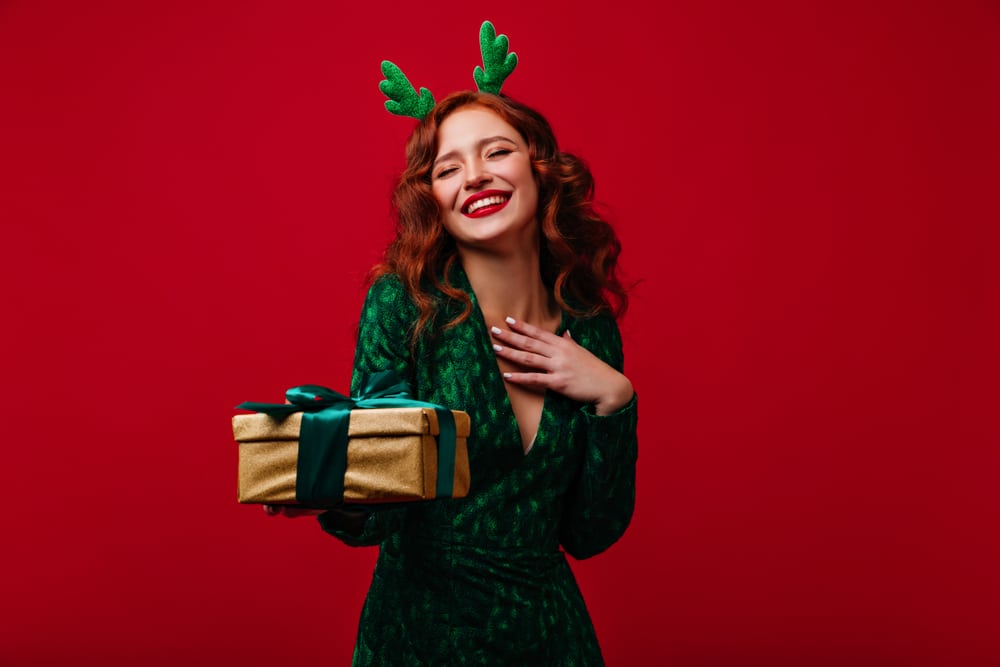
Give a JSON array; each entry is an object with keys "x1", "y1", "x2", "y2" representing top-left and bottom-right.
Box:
[{"x1": 462, "y1": 189, "x2": 511, "y2": 218}]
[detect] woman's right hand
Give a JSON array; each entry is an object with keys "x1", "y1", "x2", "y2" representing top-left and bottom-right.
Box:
[
  {"x1": 263, "y1": 505, "x2": 325, "y2": 518},
  {"x1": 491, "y1": 317, "x2": 634, "y2": 415}
]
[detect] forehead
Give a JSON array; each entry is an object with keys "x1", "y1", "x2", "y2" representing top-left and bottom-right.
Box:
[{"x1": 435, "y1": 107, "x2": 522, "y2": 154}]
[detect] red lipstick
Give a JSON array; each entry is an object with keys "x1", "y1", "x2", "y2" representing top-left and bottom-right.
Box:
[{"x1": 462, "y1": 189, "x2": 512, "y2": 218}]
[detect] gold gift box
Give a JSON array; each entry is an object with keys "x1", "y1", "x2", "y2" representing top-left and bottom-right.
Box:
[{"x1": 233, "y1": 407, "x2": 471, "y2": 505}]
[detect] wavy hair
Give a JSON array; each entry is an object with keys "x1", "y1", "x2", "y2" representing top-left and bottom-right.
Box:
[{"x1": 370, "y1": 91, "x2": 628, "y2": 342}]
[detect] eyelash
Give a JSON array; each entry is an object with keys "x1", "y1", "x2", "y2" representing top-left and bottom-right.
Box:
[{"x1": 434, "y1": 148, "x2": 513, "y2": 179}]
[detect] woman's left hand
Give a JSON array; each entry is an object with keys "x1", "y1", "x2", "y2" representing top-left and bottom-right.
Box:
[{"x1": 491, "y1": 317, "x2": 634, "y2": 415}]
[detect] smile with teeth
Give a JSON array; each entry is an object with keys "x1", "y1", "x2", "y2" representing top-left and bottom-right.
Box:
[{"x1": 464, "y1": 193, "x2": 511, "y2": 216}]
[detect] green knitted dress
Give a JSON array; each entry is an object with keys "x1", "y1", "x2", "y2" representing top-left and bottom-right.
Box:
[{"x1": 319, "y1": 268, "x2": 638, "y2": 666}]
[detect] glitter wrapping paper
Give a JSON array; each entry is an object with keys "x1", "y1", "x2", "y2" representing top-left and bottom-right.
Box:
[{"x1": 233, "y1": 407, "x2": 471, "y2": 505}]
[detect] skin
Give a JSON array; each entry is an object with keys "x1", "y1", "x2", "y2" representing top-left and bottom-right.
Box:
[{"x1": 267, "y1": 105, "x2": 632, "y2": 517}]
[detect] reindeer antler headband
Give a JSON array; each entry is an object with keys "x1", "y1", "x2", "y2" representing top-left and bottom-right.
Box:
[{"x1": 379, "y1": 21, "x2": 518, "y2": 120}]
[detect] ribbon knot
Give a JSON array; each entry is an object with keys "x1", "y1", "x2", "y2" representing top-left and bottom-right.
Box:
[{"x1": 236, "y1": 371, "x2": 457, "y2": 507}]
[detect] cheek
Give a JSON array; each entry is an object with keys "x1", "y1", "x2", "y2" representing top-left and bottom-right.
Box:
[
  {"x1": 431, "y1": 182, "x2": 454, "y2": 209},
  {"x1": 522, "y1": 178, "x2": 540, "y2": 212},
  {"x1": 515, "y1": 161, "x2": 538, "y2": 197}
]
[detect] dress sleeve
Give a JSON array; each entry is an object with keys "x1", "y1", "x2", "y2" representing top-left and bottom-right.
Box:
[
  {"x1": 559, "y1": 316, "x2": 639, "y2": 560},
  {"x1": 317, "y1": 275, "x2": 415, "y2": 547}
]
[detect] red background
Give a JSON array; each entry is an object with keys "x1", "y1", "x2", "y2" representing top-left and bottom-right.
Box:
[{"x1": 2, "y1": 2, "x2": 998, "y2": 665}]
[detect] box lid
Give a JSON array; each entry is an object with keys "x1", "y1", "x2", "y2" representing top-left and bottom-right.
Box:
[{"x1": 233, "y1": 407, "x2": 471, "y2": 443}]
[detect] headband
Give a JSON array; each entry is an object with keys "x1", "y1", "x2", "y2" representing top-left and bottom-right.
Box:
[{"x1": 379, "y1": 21, "x2": 518, "y2": 120}]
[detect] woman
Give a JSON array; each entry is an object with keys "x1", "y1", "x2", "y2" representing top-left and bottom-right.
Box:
[{"x1": 275, "y1": 90, "x2": 637, "y2": 666}]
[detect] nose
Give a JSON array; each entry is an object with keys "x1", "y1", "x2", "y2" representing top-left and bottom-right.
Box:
[{"x1": 463, "y1": 160, "x2": 491, "y2": 190}]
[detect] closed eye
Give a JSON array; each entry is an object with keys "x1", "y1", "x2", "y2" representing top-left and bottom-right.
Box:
[
  {"x1": 487, "y1": 148, "x2": 512, "y2": 159},
  {"x1": 435, "y1": 166, "x2": 458, "y2": 179}
]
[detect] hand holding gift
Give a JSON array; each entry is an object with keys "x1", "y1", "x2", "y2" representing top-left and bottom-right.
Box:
[{"x1": 262, "y1": 505, "x2": 325, "y2": 517}]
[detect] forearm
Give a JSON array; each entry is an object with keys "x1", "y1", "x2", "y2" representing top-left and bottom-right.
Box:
[
  {"x1": 318, "y1": 506, "x2": 407, "y2": 547},
  {"x1": 560, "y1": 393, "x2": 639, "y2": 559}
]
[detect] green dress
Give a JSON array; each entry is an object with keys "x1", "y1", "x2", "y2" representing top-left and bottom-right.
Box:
[{"x1": 319, "y1": 268, "x2": 638, "y2": 666}]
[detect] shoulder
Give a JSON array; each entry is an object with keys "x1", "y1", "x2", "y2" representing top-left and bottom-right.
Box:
[
  {"x1": 362, "y1": 274, "x2": 417, "y2": 313},
  {"x1": 356, "y1": 274, "x2": 420, "y2": 338},
  {"x1": 365, "y1": 272, "x2": 406, "y2": 302},
  {"x1": 567, "y1": 310, "x2": 621, "y2": 341}
]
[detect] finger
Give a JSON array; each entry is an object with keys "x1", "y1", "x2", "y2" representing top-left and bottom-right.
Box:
[
  {"x1": 491, "y1": 327, "x2": 553, "y2": 356},
  {"x1": 282, "y1": 507, "x2": 325, "y2": 518},
  {"x1": 493, "y1": 342, "x2": 553, "y2": 370},
  {"x1": 503, "y1": 317, "x2": 562, "y2": 344},
  {"x1": 502, "y1": 371, "x2": 553, "y2": 388}
]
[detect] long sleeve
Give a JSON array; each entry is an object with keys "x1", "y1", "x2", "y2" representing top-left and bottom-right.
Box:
[
  {"x1": 347, "y1": 275, "x2": 418, "y2": 390},
  {"x1": 558, "y1": 316, "x2": 639, "y2": 560},
  {"x1": 318, "y1": 275, "x2": 416, "y2": 546}
]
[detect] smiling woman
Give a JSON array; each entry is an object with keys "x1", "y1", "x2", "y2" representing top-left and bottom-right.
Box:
[
  {"x1": 269, "y1": 25, "x2": 637, "y2": 667},
  {"x1": 310, "y1": 88, "x2": 637, "y2": 667}
]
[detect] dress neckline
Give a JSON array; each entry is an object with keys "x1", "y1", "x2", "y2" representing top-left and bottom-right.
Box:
[{"x1": 451, "y1": 263, "x2": 568, "y2": 456}]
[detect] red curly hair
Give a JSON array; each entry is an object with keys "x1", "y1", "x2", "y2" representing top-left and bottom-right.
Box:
[{"x1": 370, "y1": 91, "x2": 628, "y2": 342}]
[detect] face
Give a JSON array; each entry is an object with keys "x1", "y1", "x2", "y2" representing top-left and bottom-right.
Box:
[{"x1": 430, "y1": 106, "x2": 539, "y2": 252}]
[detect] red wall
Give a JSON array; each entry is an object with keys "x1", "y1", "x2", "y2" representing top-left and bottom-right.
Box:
[{"x1": 2, "y1": 2, "x2": 997, "y2": 665}]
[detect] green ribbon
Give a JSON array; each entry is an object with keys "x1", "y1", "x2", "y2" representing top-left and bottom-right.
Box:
[{"x1": 236, "y1": 370, "x2": 457, "y2": 507}]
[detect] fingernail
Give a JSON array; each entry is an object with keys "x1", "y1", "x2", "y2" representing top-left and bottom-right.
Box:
[
  {"x1": 493, "y1": 344, "x2": 503, "y2": 352},
  {"x1": 505, "y1": 316, "x2": 516, "y2": 325},
  {"x1": 491, "y1": 326, "x2": 502, "y2": 335},
  {"x1": 503, "y1": 372, "x2": 512, "y2": 379}
]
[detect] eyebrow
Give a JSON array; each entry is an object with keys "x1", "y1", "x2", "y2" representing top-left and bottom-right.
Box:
[{"x1": 433, "y1": 135, "x2": 518, "y2": 168}]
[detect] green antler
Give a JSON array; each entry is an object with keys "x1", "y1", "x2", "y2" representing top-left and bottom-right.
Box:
[
  {"x1": 379, "y1": 60, "x2": 436, "y2": 119},
  {"x1": 473, "y1": 21, "x2": 518, "y2": 95}
]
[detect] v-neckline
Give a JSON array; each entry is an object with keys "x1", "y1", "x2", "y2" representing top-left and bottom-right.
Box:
[{"x1": 459, "y1": 267, "x2": 568, "y2": 456}]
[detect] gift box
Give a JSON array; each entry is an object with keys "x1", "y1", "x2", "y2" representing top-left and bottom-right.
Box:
[{"x1": 234, "y1": 406, "x2": 471, "y2": 506}]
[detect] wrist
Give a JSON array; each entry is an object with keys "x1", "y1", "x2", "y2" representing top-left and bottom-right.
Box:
[{"x1": 592, "y1": 375, "x2": 634, "y2": 416}]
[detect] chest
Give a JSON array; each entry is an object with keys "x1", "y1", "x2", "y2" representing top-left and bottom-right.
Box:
[{"x1": 412, "y1": 318, "x2": 581, "y2": 470}]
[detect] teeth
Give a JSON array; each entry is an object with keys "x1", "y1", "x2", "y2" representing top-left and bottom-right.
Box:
[{"x1": 467, "y1": 195, "x2": 508, "y2": 214}]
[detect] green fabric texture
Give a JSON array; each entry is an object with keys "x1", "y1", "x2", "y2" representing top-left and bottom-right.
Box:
[{"x1": 319, "y1": 267, "x2": 638, "y2": 666}]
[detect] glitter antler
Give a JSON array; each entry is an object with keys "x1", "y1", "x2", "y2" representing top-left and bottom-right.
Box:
[
  {"x1": 379, "y1": 60, "x2": 436, "y2": 119},
  {"x1": 473, "y1": 21, "x2": 518, "y2": 95},
  {"x1": 379, "y1": 21, "x2": 518, "y2": 120}
]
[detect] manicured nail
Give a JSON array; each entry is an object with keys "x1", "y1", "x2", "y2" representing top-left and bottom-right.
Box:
[
  {"x1": 493, "y1": 344, "x2": 503, "y2": 352},
  {"x1": 490, "y1": 326, "x2": 502, "y2": 335},
  {"x1": 505, "y1": 316, "x2": 516, "y2": 325},
  {"x1": 503, "y1": 372, "x2": 512, "y2": 379}
]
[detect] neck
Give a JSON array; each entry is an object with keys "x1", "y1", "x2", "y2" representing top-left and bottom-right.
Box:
[{"x1": 457, "y1": 244, "x2": 556, "y2": 325}]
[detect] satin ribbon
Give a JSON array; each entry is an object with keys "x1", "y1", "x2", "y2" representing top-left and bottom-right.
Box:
[{"x1": 236, "y1": 370, "x2": 457, "y2": 507}]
